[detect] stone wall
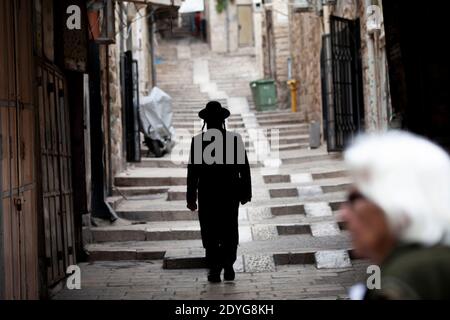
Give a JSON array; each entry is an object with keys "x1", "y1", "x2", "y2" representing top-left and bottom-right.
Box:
[
  {"x1": 253, "y1": 6, "x2": 264, "y2": 78},
  {"x1": 331, "y1": 0, "x2": 390, "y2": 131},
  {"x1": 261, "y1": 0, "x2": 290, "y2": 109},
  {"x1": 99, "y1": 4, "x2": 157, "y2": 185},
  {"x1": 290, "y1": 11, "x2": 323, "y2": 122},
  {"x1": 287, "y1": 0, "x2": 390, "y2": 129},
  {"x1": 128, "y1": 5, "x2": 153, "y2": 95},
  {"x1": 99, "y1": 8, "x2": 125, "y2": 186},
  {"x1": 207, "y1": 0, "x2": 228, "y2": 52},
  {"x1": 272, "y1": 0, "x2": 290, "y2": 109},
  {"x1": 206, "y1": 0, "x2": 257, "y2": 54},
  {"x1": 108, "y1": 42, "x2": 125, "y2": 179}
]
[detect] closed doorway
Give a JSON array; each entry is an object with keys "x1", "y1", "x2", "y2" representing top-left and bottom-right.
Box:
[{"x1": 238, "y1": 5, "x2": 254, "y2": 47}]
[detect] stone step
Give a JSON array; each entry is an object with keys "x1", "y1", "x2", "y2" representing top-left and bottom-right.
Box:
[
  {"x1": 257, "y1": 118, "x2": 306, "y2": 127},
  {"x1": 114, "y1": 176, "x2": 186, "y2": 187},
  {"x1": 268, "y1": 183, "x2": 350, "y2": 199},
  {"x1": 113, "y1": 186, "x2": 170, "y2": 197},
  {"x1": 276, "y1": 143, "x2": 310, "y2": 152},
  {"x1": 134, "y1": 150, "x2": 342, "y2": 170},
  {"x1": 91, "y1": 228, "x2": 201, "y2": 242},
  {"x1": 134, "y1": 157, "x2": 263, "y2": 169},
  {"x1": 86, "y1": 237, "x2": 355, "y2": 270},
  {"x1": 135, "y1": 157, "x2": 186, "y2": 168},
  {"x1": 173, "y1": 122, "x2": 246, "y2": 129},
  {"x1": 172, "y1": 116, "x2": 243, "y2": 121},
  {"x1": 172, "y1": 129, "x2": 309, "y2": 139},
  {"x1": 171, "y1": 114, "x2": 304, "y2": 123},
  {"x1": 163, "y1": 249, "x2": 356, "y2": 270},
  {"x1": 90, "y1": 212, "x2": 346, "y2": 244},
  {"x1": 115, "y1": 198, "x2": 346, "y2": 222},
  {"x1": 164, "y1": 143, "x2": 309, "y2": 155},
  {"x1": 281, "y1": 153, "x2": 342, "y2": 165},
  {"x1": 165, "y1": 179, "x2": 349, "y2": 201},
  {"x1": 171, "y1": 134, "x2": 307, "y2": 145},
  {"x1": 86, "y1": 248, "x2": 166, "y2": 261},
  {"x1": 117, "y1": 208, "x2": 198, "y2": 222},
  {"x1": 170, "y1": 133, "x2": 310, "y2": 146},
  {"x1": 263, "y1": 171, "x2": 349, "y2": 184},
  {"x1": 254, "y1": 112, "x2": 304, "y2": 120},
  {"x1": 173, "y1": 115, "x2": 242, "y2": 121}
]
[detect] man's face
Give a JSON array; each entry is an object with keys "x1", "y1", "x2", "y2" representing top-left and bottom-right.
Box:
[{"x1": 340, "y1": 189, "x2": 394, "y2": 261}]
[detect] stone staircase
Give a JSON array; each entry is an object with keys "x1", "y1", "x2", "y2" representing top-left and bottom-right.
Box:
[{"x1": 86, "y1": 38, "x2": 360, "y2": 274}]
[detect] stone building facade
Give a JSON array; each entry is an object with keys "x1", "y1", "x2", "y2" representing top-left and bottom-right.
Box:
[
  {"x1": 260, "y1": 0, "x2": 291, "y2": 109},
  {"x1": 99, "y1": 3, "x2": 157, "y2": 183},
  {"x1": 288, "y1": 0, "x2": 390, "y2": 138},
  {"x1": 205, "y1": 0, "x2": 258, "y2": 55},
  {"x1": 290, "y1": 10, "x2": 323, "y2": 121}
]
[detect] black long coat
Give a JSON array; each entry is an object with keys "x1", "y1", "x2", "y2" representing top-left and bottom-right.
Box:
[{"x1": 186, "y1": 129, "x2": 252, "y2": 248}]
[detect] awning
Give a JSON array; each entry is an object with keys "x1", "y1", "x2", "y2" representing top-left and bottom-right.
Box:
[{"x1": 178, "y1": 0, "x2": 204, "y2": 13}]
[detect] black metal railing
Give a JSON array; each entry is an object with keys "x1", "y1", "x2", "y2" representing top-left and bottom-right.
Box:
[{"x1": 322, "y1": 16, "x2": 365, "y2": 152}]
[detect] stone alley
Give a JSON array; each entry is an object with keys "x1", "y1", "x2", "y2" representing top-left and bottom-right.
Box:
[
  {"x1": 3, "y1": 0, "x2": 449, "y2": 302},
  {"x1": 53, "y1": 37, "x2": 368, "y2": 300}
]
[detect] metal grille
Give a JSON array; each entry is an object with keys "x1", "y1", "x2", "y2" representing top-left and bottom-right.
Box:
[
  {"x1": 36, "y1": 60, "x2": 76, "y2": 287},
  {"x1": 322, "y1": 17, "x2": 364, "y2": 151},
  {"x1": 122, "y1": 51, "x2": 141, "y2": 163}
]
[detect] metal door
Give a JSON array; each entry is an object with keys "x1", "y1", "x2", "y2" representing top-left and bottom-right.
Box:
[
  {"x1": 322, "y1": 17, "x2": 364, "y2": 151},
  {"x1": 35, "y1": 60, "x2": 76, "y2": 287},
  {"x1": 0, "y1": 0, "x2": 39, "y2": 300}
]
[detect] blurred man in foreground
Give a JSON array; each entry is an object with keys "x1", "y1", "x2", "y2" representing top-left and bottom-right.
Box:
[{"x1": 341, "y1": 131, "x2": 450, "y2": 300}]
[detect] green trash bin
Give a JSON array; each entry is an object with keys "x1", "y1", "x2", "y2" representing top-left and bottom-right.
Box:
[{"x1": 250, "y1": 79, "x2": 278, "y2": 111}]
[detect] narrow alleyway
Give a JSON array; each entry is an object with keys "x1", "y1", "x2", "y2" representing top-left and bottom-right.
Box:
[{"x1": 53, "y1": 37, "x2": 367, "y2": 300}]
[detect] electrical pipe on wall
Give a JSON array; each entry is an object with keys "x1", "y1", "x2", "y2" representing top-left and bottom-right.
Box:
[{"x1": 365, "y1": 0, "x2": 380, "y2": 131}]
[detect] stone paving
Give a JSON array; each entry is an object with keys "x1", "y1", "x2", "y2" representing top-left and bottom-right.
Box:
[
  {"x1": 52, "y1": 37, "x2": 369, "y2": 300},
  {"x1": 53, "y1": 260, "x2": 368, "y2": 300}
]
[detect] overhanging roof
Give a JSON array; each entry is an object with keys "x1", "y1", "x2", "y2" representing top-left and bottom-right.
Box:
[{"x1": 115, "y1": 0, "x2": 182, "y2": 7}]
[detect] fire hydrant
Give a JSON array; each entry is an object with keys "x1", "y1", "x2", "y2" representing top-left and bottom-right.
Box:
[{"x1": 287, "y1": 79, "x2": 298, "y2": 113}]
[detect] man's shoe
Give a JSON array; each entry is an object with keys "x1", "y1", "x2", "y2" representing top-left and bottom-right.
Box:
[
  {"x1": 207, "y1": 273, "x2": 221, "y2": 283},
  {"x1": 224, "y1": 266, "x2": 235, "y2": 281},
  {"x1": 207, "y1": 270, "x2": 221, "y2": 283}
]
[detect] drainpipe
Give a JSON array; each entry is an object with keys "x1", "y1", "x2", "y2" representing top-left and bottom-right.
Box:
[
  {"x1": 149, "y1": 7, "x2": 157, "y2": 87},
  {"x1": 322, "y1": 2, "x2": 334, "y2": 147},
  {"x1": 323, "y1": 2, "x2": 331, "y2": 34},
  {"x1": 364, "y1": 0, "x2": 379, "y2": 131},
  {"x1": 106, "y1": 44, "x2": 113, "y2": 196}
]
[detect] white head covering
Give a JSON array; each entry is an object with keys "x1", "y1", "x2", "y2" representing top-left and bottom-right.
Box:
[{"x1": 344, "y1": 130, "x2": 450, "y2": 246}]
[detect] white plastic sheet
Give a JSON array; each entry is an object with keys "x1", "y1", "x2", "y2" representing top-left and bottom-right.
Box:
[{"x1": 139, "y1": 87, "x2": 175, "y2": 143}]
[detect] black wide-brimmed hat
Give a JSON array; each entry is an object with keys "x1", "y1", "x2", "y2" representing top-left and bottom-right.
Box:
[{"x1": 198, "y1": 101, "x2": 230, "y2": 121}]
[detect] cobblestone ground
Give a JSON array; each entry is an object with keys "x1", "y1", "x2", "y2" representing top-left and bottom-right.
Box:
[
  {"x1": 52, "y1": 37, "x2": 369, "y2": 300},
  {"x1": 54, "y1": 260, "x2": 368, "y2": 300}
]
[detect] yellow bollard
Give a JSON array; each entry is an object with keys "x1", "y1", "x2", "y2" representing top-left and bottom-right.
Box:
[{"x1": 287, "y1": 79, "x2": 298, "y2": 113}]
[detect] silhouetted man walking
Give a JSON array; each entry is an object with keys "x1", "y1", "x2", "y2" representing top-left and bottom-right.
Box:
[{"x1": 187, "y1": 101, "x2": 252, "y2": 283}]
